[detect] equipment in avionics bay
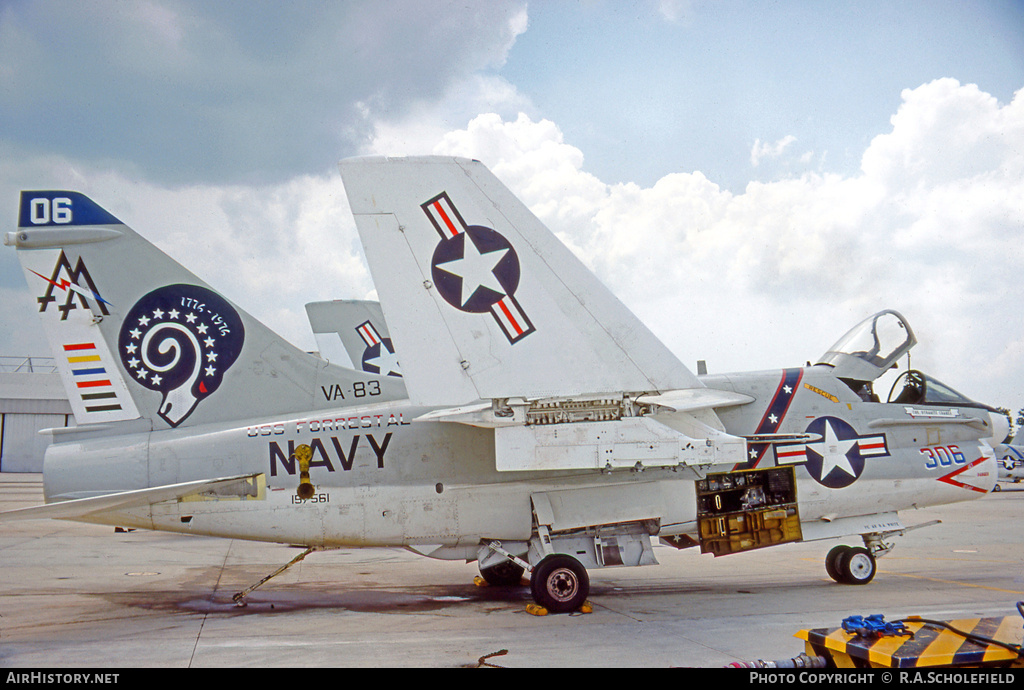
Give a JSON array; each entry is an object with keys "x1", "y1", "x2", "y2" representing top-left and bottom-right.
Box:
[{"x1": 697, "y1": 466, "x2": 802, "y2": 556}]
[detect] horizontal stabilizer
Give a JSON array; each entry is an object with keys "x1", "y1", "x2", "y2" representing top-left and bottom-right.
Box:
[{"x1": 0, "y1": 474, "x2": 263, "y2": 522}]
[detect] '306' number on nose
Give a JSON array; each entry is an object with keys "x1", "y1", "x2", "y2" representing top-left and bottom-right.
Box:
[{"x1": 920, "y1": 445, "x2": 965, "y2": 468}]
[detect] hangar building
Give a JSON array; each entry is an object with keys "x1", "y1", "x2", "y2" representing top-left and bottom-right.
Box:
[{"x1": 0, "y1": 357, "x2": 73, "y2": 473}]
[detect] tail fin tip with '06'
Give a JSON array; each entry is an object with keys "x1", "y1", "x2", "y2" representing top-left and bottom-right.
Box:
[{"x1": 7, "y1": 191, "x2": 406, "y2": 430}]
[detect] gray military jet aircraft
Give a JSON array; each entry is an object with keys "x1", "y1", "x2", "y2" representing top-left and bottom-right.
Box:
[
  {"x1": 994, "y1": 441, "x2": 1024, "y2": 489},
  {"x1": 1, "y1": 157, "x2": 1008, "y2": 613}
]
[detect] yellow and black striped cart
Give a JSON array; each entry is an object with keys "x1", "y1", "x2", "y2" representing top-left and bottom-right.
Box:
[{"x1": 797, "y1": 614, "x2": 1023, "y2": 669}]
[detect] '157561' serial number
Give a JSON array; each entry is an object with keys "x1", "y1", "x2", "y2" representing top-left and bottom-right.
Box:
[{"x1": 291, "y1": 493, "x2": 330, "y2": 504}]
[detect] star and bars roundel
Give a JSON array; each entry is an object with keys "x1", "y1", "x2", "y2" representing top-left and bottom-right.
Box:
[
  {"x1": 356, "y1": 320, "x2": 402, "y2": 377},
  {"x1": 778, "y1": 416, "x2": 890, "y2": 489},
  {"x1": 421, "y1": 192, "x2": 535, "y2": 344},
  {"x1": 736, "y1": 369, "x2": 890, "y2": 489}
]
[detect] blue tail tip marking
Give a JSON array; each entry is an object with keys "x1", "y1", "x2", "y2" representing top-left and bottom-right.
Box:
[{"x1": 19, "y1": 192, "x2": 122, "y2": 228}]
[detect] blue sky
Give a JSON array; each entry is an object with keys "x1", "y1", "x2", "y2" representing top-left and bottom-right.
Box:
[
  {"x1": 500, "y1": 1, "x2": 1024, "y2": 190},
  {"x1": 1, "y1": 0, "x2": 1023, "y2": 419}
]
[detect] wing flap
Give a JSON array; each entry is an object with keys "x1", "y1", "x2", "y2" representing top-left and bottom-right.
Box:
[
  {"x1": 636, "y1": 388, "x2": 755, "y2": 413},
  {"x1": 416, "y1": 387, "x2": 755, "y2": 428},
  {"x1": 496, "y1": 416, "x2": 747, "y2": 472}
]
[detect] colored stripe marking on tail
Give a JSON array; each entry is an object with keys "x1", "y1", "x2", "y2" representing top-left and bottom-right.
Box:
[{"x1": 60, "y1": 342, "x2": 125, "y2": 414}]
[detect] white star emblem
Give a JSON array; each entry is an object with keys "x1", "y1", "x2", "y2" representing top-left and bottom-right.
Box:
[
  {"x1": 806, "y1": 419, "x2": 858, "y2": 479},
  {"x1": 435, "y1": 235, "x2": 509, "y2": 307},
  {"x1": 365, "y1": 346, "x2": 402, "y2": 377}
]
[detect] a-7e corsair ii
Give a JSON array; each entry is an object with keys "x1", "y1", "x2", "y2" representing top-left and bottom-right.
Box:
[{"x1": 1, "y1": 158, "x2": 1007, "y2": 614}]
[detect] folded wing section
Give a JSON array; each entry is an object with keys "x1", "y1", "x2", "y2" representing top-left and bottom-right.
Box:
[
  {"x1": 340, "y1": 156, "x2": 750, "y2": 472},
  {"x1": 339, "y1": 156, "x2": 702, "y2": 406}
]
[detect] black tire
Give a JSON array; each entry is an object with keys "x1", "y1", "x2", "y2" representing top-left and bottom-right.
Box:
[
  {"x1": 825, "y1": 545, "x2": 850, "y2": 583},
  {"x1": 530, "y1": 554, "x2": 590, "y2": 613},
  {"x1": 480, "y1": 559, "x2": 526, "y2": 587},
  {"x1": 837, "y1": 546, "x2": 876, "y2": 585}
]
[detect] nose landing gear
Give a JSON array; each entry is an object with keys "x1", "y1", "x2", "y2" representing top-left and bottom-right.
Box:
[{"x1": 825, "y1": 544, "x2": 877, "y2": 585}]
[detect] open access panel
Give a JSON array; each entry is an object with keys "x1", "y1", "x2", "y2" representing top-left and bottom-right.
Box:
[{"x1": 696, "y1": 466, "x2": 802, "y2": 555}]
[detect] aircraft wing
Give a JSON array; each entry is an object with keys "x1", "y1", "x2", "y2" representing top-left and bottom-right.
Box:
[
  {"x1": 339, "y1": 156, "x2": 704, "y2": 407},
  {"x1": 0, "y1": 474, "x2": 263, "y2": 522},
  {"x1": 339, "y1": 156, "x2": 751, "y2": 472}
]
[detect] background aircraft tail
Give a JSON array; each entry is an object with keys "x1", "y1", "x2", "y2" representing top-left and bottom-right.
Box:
[
  {"x1": 339, "y1": 156, "x2": 704, "y2": 407},
  {"x1": 6, "y1": 191, "x2": 406, "y2": 430},
  {"x1": 305, "y1": 299, "x2": 404, "y2": 379}
]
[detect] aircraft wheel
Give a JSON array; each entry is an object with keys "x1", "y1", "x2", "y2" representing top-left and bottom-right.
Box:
[
  {"x1": 993, "y1": 484, "x2": 1001, "y2": 492},
  {"x1": 530, "y1": 554, "x2": 589, "y2": 613},
  {"x1": 837, "y1": 546, "x2": 876, "y2": 585},
  {"x1": 825, "y1": 545, "x2": 850, "y2": 583},
  {"x1": 480, "y1": 559, "x2": 526, "y2": 587}
]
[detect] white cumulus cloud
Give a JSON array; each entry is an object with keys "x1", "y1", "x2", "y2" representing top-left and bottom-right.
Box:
[
  {"x1": 750, "y1": 135, "x2": 798, "y2": 167},
  {"x1": 368, "y1": 80, "x2": 1024, "y2": 411},
  {"x1": 3, "y1": 78, "x2": 1022, "y2": 415}
]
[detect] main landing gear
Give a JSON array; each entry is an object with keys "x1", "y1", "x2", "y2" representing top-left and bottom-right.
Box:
[
  {"x1": 479, "y1": 541, "x2": 592, "y2": 614},
  {"x1": 825, "y1": 544, "x2": 877, "y2": 585},
  {"x1": 530, "y1": 554, "x2": 590, "y2": 613}
]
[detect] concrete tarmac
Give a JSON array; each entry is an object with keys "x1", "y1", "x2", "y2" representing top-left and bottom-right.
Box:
[{"x1": 1, "y1": 473, "x2": 1022, "y2": 668}]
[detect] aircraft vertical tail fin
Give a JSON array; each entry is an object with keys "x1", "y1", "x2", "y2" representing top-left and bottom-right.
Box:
[
  {"x1": 305, "y1": 299, "x2": 404, "y2": 379},
  {"x1": 339, "y1": 156, "x2": 703, "y2": 407},
  {"x1": 6, "y1": 191, "x2": 406, "y2": 430}
]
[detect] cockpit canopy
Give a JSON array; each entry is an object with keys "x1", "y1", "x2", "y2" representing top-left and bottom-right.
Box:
[
  {"x1": 816, "y1": 310, "x2": 916, "y2": 383},
  {"x1": 886, "y1": 369, "x2": 993, "y2": 409},
  {"x1": 817, "y1": 309, "x2": 995, "y2": 411}
]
